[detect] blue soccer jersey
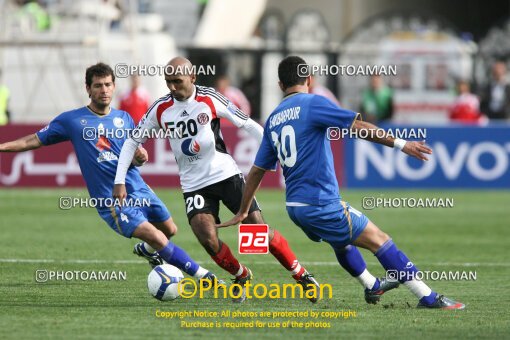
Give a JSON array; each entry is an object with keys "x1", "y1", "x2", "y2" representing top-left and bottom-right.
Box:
[
  {"x1": 36, "y1": 106, "x2": 147, "y2": 207},
  {"x1": 255, "y1": 93, "x2": 358, "y2": 205}
]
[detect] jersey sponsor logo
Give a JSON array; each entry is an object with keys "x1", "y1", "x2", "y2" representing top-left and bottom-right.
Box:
[
  {"x1": 165, "y1": 119, "x2": 198, "y2": 139},
  {"x1": 180, "y1": 110, "x2": 189, "y2": 117},
  {"x1": 95, "y1": 135, "x2": 117, "y2": 163},
  {"x1": 97, "y1": 151, "x2": 118, "y2": 163},
  {"x1": 197, "y1": 112, "x2": 209, "y2": 125},
  {"x1": 80, "y1": 119, "x2": 87, "y2": 126},
  {"x1": 238, "y1": 224, "x2": 269, "y2": 254},
  {"x1": 113, "y1": 117, "x2": 124, "y2": 128},
  {"x1": 181, "y1": 138, "x2": 201, "y2": 156}
]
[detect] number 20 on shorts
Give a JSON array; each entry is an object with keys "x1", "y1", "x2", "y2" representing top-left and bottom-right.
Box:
[{"x1": 238, "y1": 224, "x2": 269, "y2": 254}]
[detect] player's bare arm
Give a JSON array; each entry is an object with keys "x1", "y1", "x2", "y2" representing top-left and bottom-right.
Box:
[
  {"x1": 351, "y1": 119, "x2": 432, "y2": 161},
  {"x1": 216, "y1": 166, "x2": 267, "y2": 228},
  {"x1": 0, "y1": 133, "x2": 42, "y2": 152}
]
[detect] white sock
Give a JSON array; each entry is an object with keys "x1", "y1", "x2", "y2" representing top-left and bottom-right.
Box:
[
  {"x1": 193, "y1": 266, "x2": 209, "y2": 279},
  {"x1": 356, "y1": 269, "x2": 377, "y2": 290},
  {"x1": 404, "y1": 280, "x2": 432, "y2": 299},
  {"x1": 235, "y1": 265, "x2": 245, "y2": 278},
  {"x1": 143, "y1": 242, "x2": 156, "y2": 254}
]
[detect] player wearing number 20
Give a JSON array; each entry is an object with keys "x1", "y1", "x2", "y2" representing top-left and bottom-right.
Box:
[
  {"x1": 219, "y1": 56, "x2": 465, "y2": 309},
  {"x1": 115, "y1": 57, "x2": 319, "y2": 303}
]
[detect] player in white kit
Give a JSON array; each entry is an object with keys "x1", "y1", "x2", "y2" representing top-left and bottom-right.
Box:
[{"x1": 114, "y1": 57, "x2": 319, "y2": 303}]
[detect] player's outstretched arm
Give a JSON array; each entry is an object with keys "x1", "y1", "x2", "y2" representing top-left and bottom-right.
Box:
[
  {"x1": 0, "y1": 134, "x2": 42, "y2": 152},
  {"x1": 241, "y1": 119, "x2": 264, "y2": 144},
  {"x1": 211, "y1": 91, "x2": 264, "y2": 144},
  {"x1": 216, "y1": 166, "x2": 267, "y2": 228},
  {"x1": 351, "y1": 119, "x2": 432, "y2": 161}
]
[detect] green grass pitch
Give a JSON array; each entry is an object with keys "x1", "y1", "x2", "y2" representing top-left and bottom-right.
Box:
[{"x1": 0, "y1": 188, "x2": 509, "y2": 339}]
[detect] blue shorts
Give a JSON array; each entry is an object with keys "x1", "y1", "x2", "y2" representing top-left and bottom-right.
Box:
[
  {"x1": 286, "y1": 200, "x2": 369, "y2": 249},
  {"x1": 98, "y1": 187, "x2": 171, "y2": 238}
]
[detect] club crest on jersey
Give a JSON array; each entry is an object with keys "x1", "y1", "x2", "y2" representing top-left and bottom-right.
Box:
[
  {"x1": 113, "y1": 117, "x2": 124, "y2": 128},
  {"x1": 197, "y1": 112, "x2": 209, "y2": 125},
  {"x1": 181, "y1": 138, "x2": 201, "y2": 156}
]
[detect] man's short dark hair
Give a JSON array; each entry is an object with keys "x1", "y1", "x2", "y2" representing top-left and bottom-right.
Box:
[
  {"x1": 278, "y1": 56, "x2": 307, "y2": 90},
  {"x1": 85, "y1": 62, "x2": 115, "y2": 87}
]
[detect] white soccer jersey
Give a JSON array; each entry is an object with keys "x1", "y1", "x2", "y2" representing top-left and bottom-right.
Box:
[{"x1": 133, "y1": 85, "x2": 253, "y2": 192}]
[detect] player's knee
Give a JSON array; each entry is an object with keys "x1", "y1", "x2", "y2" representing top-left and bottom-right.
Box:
[
  {"x1": 355, "y1": 222, "x2": 391, "y2": 253},
  {"x1": 243, "y1": 210, "x2": 264, "y2": 224},
  {"x1": 377, "y1": 230, "x2": 390, "y2": 244},
  {"x1": 371, "y1": 230, "x2": 390, "y2": 251},
  {"x1": 153, "y1": 220, "x2": 177, "y2": 239},
  {"x1": 149, "y1": 231, "x2": 168, "y2": 249},
  {"x1": 134, "y1": 223, "x2": 167, "y2": 249},
  {"x1": 166, "y1": 221, "x2": 178, "y2": 237}
]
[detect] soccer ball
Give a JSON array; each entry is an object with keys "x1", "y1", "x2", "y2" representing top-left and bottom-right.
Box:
[{"x1": 147, "y1": 264, "x2": 184, "y2": 301}]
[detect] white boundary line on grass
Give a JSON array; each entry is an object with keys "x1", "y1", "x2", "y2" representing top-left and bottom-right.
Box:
[{"x1": 0, "y1": 258, "x2": 509, "y2": 267}]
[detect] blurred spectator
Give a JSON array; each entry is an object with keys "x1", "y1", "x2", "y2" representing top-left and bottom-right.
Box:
[
  {"x1": 449, "y1": 80, "x2": 485, "y2": 124},
  {"x1": 215, "y1": 75, "x2": 251, "y2": 116},
  {"x1": 19, "y1": 1, "x2": 51, "y2": 31},
  {"x1": 360, "y1": 75, "x2": 394, "y2": 123},
  {"x1": 108, "y1": 0, "x2": 124, "y2": 30},
  {"x1": 480, "y1": 61, "x2": 510, "y2": 120},
  {"x1": 309, "y1": 76, "x2": 340, "y2": 106},
  {"x1": 0, "y1": 69, "x2": 10, "y2": 126},
  {"x1": 119, "y1": 75, "x2": 150, "y2": 125}
]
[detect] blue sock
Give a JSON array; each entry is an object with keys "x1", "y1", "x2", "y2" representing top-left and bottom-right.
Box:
[
  {"x1": 157, "y1": 242, "x2": 200, "y2": 276},
  {"x1": 334, "y1": 245, "x2": 379, "y2": 290},
  {"x1": 375, "y1": 239, "x2": 419, "y2": 283},
  {"x1": 376, "y1": 239, "x2": 438, "y2": 302},
  {"x1": 334, "y1": 245, "x2": 367, "y2": 277}
]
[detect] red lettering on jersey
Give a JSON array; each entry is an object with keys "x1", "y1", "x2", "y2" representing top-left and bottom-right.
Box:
[
  {"x1": 96, "y1": 136, "x2": 111, "y2": 151},
  {"x1": 156, "y1": 99, "x2": 174, "y2": 128},
  {"x1": 196, "y1": 95, "x2": 216, "y2": 119}
]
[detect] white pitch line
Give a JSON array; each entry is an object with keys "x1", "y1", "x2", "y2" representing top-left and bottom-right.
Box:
[{"x1": 0, "y1": 259, "x2": 509, "y2": 267}]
